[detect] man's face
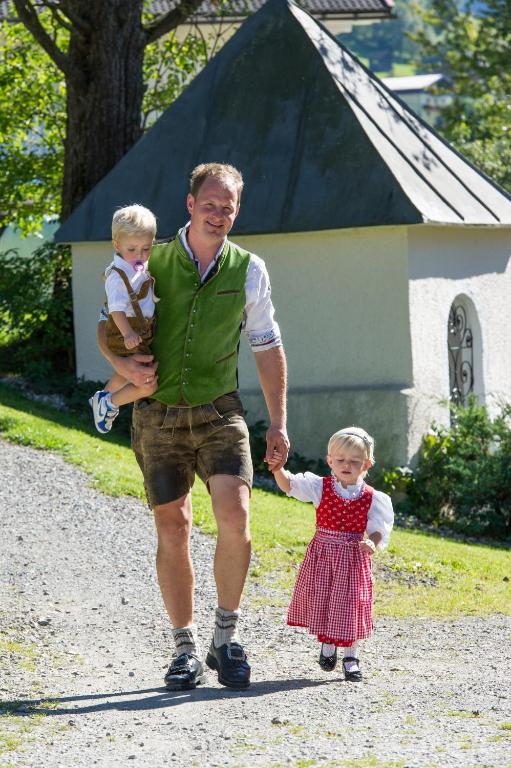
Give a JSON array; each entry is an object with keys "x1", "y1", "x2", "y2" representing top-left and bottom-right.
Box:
[{"x1": 187, "y1": 176, "x2": 239, "y2": 244}]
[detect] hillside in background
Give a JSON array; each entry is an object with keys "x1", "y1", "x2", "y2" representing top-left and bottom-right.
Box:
[
  {"x1": 337, "y1": 0, "x2": 436, "y2": 75},
  {"x1": 337, "y1": 0, "x2": 489, "y2": 76}
]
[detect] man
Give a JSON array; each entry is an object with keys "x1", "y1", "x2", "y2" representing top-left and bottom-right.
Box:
[{"x1": 98, "y1": 163, "x2": 289, "y2": 690}]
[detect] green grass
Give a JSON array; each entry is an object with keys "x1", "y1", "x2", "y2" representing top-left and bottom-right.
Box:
[{"x1": 0, "y1": 383, "x2": 510, "y2": 618}]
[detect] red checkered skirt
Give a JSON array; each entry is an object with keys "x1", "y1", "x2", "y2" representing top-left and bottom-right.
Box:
[{"x1": 287, "y1": 529, "x2": 374, "y2": 647}]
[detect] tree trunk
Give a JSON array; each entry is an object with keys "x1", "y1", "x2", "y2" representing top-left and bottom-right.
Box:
[{"x1": 61, "y1": 1, "x2": 147, "y2": 219}]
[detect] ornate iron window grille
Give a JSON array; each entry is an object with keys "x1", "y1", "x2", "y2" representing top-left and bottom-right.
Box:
[{"x1": 448, "y1": 303, "x2": 474, "y2": 406}]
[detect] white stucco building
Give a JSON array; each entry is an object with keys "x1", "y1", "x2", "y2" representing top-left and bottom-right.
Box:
[{"x1": 56, "y1": 0, "x2": 511, "y2": 467}]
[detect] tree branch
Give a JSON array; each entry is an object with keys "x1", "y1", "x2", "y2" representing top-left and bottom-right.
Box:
[
  {"x1": 55, "y1": 0, "x2": 92, "y2": 38},
  {"x1": 12, "y1": 0, "x2": 70, "y2": 75},
  {"x1": 144, "y1": 0, "x2": 205, "y2": 46}
]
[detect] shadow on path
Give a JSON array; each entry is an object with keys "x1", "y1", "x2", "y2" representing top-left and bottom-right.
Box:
[{"x1": 1, "y1": 677, "x2": 335, "y2": 716}]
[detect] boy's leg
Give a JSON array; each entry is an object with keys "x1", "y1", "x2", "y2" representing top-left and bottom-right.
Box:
[
  {"x1": 110, "y1": 381, "x2": 156, "y2": 407},
  {"x1": 105, "y1": 372, "x2": 127, "y2": 393}
]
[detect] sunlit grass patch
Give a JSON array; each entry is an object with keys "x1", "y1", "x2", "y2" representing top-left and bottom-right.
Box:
[{"x1": 1, "y1": 384, "x2": 510, "y2": 619}]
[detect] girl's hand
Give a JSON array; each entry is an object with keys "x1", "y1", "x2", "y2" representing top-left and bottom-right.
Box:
[
  {"x1": 124, "y1": 331, "x2": 142, "y2": 350},
  {"x1": 266, "y1": 450, "x2": 284, "y2": 473},
  {"x1": 359, "y1": 539, "x2": 376, "y2": 556}
]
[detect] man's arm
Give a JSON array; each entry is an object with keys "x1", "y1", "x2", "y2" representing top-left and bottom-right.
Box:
[
  {"x1": 254, "y1": 345, "x2": 289, "y2": 471},
  {"x1": 97, "y1": 321, "x2": 158, "y2": 387}
]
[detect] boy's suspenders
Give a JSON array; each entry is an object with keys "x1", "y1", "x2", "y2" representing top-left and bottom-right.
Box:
[{"x1": 107, "y1": 266, "x2": 152, "y2": 324}]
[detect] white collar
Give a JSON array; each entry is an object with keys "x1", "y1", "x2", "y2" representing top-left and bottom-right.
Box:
[
  {"x1": 332, "y1": 473, "x2": 364, "y2": 500},
  {"x1": 179, "y1": 222, "x2": 226, "y2": 267}
]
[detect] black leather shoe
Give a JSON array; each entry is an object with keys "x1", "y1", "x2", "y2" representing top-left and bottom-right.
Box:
[
  {"x1": 319, "y1": 644, "x2": 338, "y2": 671},
  {"x1": 206, "y1": 641, "x2": 251, "y2": 689},
  {"x1": 342, "y1": 656, "x2": 363, "y2": 682},
  {"x1": 164, "y1": 653, "x2": 205, "y2": 690}
]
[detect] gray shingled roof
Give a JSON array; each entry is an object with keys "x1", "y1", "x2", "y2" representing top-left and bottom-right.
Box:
[
  {"x1": 0, "y1": 0, "x2": 393, "y2": 21},
  {"x1": 55, "y1": 0, "x2": 511, "y2": 243},
  {"x1": 150, "y1": 0, "x2": 394, "y2": 21}
]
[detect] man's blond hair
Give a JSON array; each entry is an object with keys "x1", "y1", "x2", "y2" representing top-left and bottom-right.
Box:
[
  {"x1": 189, "y1": 163, "x2": 244, "y2": 202},
  {"x1": 112, "y1": 204, "x2": 157, "y2": 241}
]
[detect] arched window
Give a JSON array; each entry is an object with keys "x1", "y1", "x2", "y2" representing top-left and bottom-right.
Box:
[{"x1": 447, "y1": 295, "x2": 482, "y2": 406}]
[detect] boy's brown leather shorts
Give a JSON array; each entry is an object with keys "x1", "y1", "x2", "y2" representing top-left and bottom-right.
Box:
[{"x1": 131, "y1": 391, "x2": 253, "y2": 508}]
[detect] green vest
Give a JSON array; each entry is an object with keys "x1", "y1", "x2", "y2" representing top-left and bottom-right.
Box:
[{"x1": 149, "y1": 232, "x2": 251, "y2": 406}]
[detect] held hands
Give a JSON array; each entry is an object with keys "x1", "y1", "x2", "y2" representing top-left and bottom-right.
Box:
[
  {"x1": 267, "y1": 450, "x2": 284, "y2": 473},
  {"x1": 264, "y1": 425, "x2": 289, "y2": 471},
  {"x1": 123, "y1": 331, "x2": 143, "y2": 350}
]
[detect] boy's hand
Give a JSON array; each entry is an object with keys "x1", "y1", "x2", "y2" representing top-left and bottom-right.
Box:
[
  {"x1": 123, "y1": 331, "x2": 142, "y2": 350},
  {"x1": 266, "y1": 450, "x2": 284, "y2": 473},
  {"x1": 359, "y1": 539, "x2": 376, "y2": 556}
]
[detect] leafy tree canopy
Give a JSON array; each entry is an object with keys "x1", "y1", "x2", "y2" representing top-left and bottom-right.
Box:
[
  {"x1": 0, "y1": 1, "x2": 231, "y2": 234},
  {"x1": 412, "y1": 0, "x2": 511, "y2": 191}
]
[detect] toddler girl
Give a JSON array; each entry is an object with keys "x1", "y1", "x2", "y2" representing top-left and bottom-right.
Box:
[{"x1": 269, "y1": 427, "x2": 393, "y2": 681}]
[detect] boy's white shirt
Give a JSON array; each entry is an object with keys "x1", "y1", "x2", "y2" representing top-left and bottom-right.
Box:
[
  {"x1": 104, "y1": 253, "x2": 155, "y2": 318},
  {"x1": 286, "y1": 471, "x2": 394, "y2": 549}
]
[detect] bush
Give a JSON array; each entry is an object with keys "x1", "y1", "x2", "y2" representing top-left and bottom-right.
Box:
[
  {"x1": 401, "y1": 397, "x2": 511, "y2": 539},
  {"x1": 0, "y1": 241, "x2": 74, "y2": 379}
]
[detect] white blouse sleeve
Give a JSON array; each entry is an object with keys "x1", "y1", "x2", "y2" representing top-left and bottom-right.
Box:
[
  {"x1": 286, "y1": 472, "x2": 323, "y2": 507},
  {"x1": 367, "y1": 490, "x2": 394, "y2": 549}
]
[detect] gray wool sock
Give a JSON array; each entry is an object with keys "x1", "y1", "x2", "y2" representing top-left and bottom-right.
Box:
[
  {"x1": 172, "y1": 624, "x2": 199, "y2": 657},
  {"x1": 213, "y1": 606, "x2": 241, "y2": 648}
]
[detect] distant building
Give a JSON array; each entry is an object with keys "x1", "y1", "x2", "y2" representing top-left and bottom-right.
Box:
[
  {"x1": 55, "y1": 0, "x2": 511, "y2": 468},
  {"x1": 383, "y1": 74, "x2": 453, "y2": 127}
]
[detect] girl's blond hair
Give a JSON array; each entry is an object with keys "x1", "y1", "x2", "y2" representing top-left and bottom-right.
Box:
[
  {"x1": 327, "y1": 427, "x2": 375, "y2": 464},
  {"x1": 112, "y1": 204, "x2": 157, "y2": 241}
]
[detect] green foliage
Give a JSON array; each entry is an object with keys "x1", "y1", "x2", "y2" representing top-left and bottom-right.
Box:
[
  {"x1": 403, "y1": 397, "x2": 511, "y2": 539},
  {"x1": 0, "y1": 18, "x2": 66, "y2": 233},
  {"x1": 412, "y1": 0, "x2": 511, "y2": 190},
  {"x1": 338, "y1": 0, "x2": 434, "y2": 74},
  {"x1": 0, "y1": 242, "x2": 74, "y2": 376},
  {"x1": 1, "y1": 8, "x2": 221, "y2": 237},
  {"x1": 142, "y1": 32, "x2": 210, "y2": 131}
]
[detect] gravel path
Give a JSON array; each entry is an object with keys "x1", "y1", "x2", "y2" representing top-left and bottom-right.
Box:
[{"x1": 1, "y1": 438, "x2": 510, "y2": 768}]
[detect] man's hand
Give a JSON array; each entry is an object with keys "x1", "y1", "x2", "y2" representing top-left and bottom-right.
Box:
[
  {"x1": 265, "y1": 425, "x2": 289, "y2": 471},
  {"x1": 114, "y1": 353, "x2": 158, "y2": 388}
]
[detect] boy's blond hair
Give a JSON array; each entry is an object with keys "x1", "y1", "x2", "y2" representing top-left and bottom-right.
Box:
[
  {"x1": 189, "y1": 163, "x2": 244, "y2": 202},
  {"x1": 112, "y1": 204, "x2": 157, "y2": 241},
  {"x1": 328, "y1": 427, "x2": 375, "y2": 464}
]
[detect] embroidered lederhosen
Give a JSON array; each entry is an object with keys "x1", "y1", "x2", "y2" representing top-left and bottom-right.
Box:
[{"x1": 104, "y1": 266, "x2": 155, "y2": 357}]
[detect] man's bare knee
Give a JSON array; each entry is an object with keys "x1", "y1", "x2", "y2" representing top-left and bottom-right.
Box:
[{"x1": 154, "y1": 496, "x2": 192, "y2": 546}]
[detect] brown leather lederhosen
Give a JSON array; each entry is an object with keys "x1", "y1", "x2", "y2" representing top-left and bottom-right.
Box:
[{"x1": 104, "y1": 266, "x2": 155, "y2": 357}]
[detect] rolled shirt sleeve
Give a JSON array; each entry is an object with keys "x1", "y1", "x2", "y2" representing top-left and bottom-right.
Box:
[
  {"x1": 366, "y1": 490, "x2": 394, "y2": 549},
  {"x1": 243, "y1": 255, "x2": 282, "y2": 352}
]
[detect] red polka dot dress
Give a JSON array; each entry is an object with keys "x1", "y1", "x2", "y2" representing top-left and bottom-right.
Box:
[{"x1": 287, "y1": 476, "x2": 375, "y2": 647}]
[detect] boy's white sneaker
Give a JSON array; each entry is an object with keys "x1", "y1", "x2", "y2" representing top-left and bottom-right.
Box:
[{"x1": 89, "y1": 390, "x2": 119, "y2": 434}]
